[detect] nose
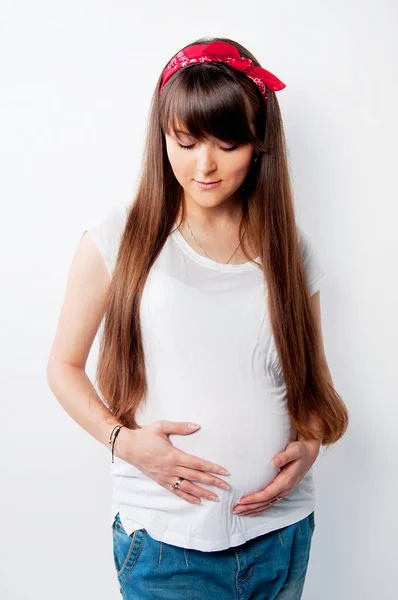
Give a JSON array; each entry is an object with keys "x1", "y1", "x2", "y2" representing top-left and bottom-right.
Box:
[{"x1": 196, "y1": 143, "x2": 217, "y2": 175}]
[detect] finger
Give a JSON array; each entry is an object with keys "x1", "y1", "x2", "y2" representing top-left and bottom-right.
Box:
[
  {"x1": 237, "y1": 507, "x2": 274, "y2": 517},
  {"x1": 272, "y1": 442, "x2": 303, "y2": 467},
  {"x1": 167, "y1": 484, "x2": 203, "y2": 505},
  {"x1": 238, "y1": 481, "x2": 289, "y2": 505},
  {"x1": 236, "y1": 505, "x2": 268, "y2": 516},
  {"x1": 237, "y1": 484, "x2": 284, "y2": 505},
  {"x1": 174, "y1": 465, "x2": 230, "y2": 491},
  {"x1": 233, "y1": 494, "x2": 287, "y2": 512},
  {"x1": 236, "y1": 498, "x2": 284, "y2": 516},
  {"x1": 247, "y1": 505, "x2": 274, "y2": 516},
  {"x1": 168, "y1": 476, "x2": 221, "y2": 503},
  {"x1": 160, "y1": 478, "x2": 205, "y2": 505},
  {"x1": 234, "y1": 493, "x2": 287, "y2": 513},
  {"x1": 175, "y1": 448, "x2": 230, "y2": 478},
  {"x1": 234, "y1": 502, "x2": 263, "y2": 513}
]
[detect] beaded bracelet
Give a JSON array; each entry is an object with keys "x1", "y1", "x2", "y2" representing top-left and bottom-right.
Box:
[{"x1": 109, "y1": 424, "x2": 124, "y2": 463}]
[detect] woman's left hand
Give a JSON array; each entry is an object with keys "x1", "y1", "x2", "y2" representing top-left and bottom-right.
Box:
[{"x1": 232, "y1": 438, "x2": 321, "y2": 517}]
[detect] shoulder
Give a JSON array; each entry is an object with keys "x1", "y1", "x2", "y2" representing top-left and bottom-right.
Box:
[
  {"x1": 86, "y1": 203, "x2": 129, "y2": 237},
  {"x1": 84, "y1": 203, "x2": 129, "y2": 277},
  {"x1": 296, "y1": 224, "x2": 326, "y2": 296},
  {"x1": 296, "y1": 224, "x2": 315, "y2": 257}
]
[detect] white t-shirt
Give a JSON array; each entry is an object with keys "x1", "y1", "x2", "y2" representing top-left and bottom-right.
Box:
[{"x1": 85, "y1": 203, "x2": 326, "y2": 552}]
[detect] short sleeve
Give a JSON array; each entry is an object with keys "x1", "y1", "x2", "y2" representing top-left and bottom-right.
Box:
[
  {"x1": 297, "y1": 225, "x2": 326, "y2": 296},
  {"x1": 83, "y1": 203, "x2": 128, "y2": 277}
]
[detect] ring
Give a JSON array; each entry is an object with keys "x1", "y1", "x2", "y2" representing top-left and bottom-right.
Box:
[
  {"x1": 170, "y1": 477, "x2": 184, "y2": 489},
  {"x1": 267, "y1": 496, "x2": 282, "y2": 506}
]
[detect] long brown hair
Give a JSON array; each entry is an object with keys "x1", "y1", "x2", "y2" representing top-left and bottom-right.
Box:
[{"x1": 95, "y1": 36, "x2": 348, "y2": 447}]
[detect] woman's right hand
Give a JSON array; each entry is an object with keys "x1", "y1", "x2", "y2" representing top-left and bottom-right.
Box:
[{"x1": 114, "y1": 420, "x2": 230, "y2": 505}]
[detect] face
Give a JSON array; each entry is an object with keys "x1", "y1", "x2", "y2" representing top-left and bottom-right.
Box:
[{"x1": 164, "y1": 123, "x2": 255, "y2": 211}]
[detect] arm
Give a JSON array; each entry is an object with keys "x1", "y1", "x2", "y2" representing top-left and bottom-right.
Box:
[{"x1": 46, "y1": 231, "x2": 124, "y2": 455}]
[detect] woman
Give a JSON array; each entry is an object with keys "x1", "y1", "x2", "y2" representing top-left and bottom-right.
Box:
[{"x1": 47, "y1": 37, "x2": 349, "y2": 599}]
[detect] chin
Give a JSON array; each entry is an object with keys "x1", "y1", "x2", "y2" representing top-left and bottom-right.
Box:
[{"x1": 187, "y1": 188, "x2": 233, "y2": 205}]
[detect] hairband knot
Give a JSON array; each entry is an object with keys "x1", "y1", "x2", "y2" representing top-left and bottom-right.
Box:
[{"x1": 160, "y1": 41, "x2": 286, "y2": 101}]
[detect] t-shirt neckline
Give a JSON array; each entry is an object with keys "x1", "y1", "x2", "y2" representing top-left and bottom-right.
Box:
[{"x1": 171, "y1": 223, "x2": 261, "y2": 272}]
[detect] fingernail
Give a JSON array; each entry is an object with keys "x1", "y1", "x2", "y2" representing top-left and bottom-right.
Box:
[
  {"x1": 187, "y1": 423, "x2": 200, "y2": 430},
  {"x1": 209, "y1": 495, "x2": 220, "y2": 502},
  {"x1": 218, "y1": 468, "x2": 229, "y2": 475},
  {"x1": 272, "y1": 459, "x2": 280, "y2": 467}
]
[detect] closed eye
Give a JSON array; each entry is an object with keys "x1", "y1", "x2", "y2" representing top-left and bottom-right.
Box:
[{"x1": 177, "y1": 143, "x2": 238, "y2": 153}]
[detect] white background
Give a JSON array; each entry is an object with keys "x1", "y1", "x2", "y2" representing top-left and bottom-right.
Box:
[{"x1": 1, "y1": 1, "x2": 397, "y2": 598}]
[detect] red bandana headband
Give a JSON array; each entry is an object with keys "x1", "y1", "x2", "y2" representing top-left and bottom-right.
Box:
[{"x1": 160, "y1": 41, "x2": 286, "y2": 101}]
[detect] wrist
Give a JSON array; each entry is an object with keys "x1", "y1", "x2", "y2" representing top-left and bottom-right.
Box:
[
  {"x1": 297, "y1": 435, "x2": 321, "y2": 461},
  {"x1": 111, "y1": 425, "x2": 133, "y2": 462}
]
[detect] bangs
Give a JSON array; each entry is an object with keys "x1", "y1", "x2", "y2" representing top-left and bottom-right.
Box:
[{"x1": 159, "y1": 63, "x2": 263, "y2": 148}]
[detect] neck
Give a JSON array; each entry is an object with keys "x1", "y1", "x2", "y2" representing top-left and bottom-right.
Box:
[{"x1": 178, "y1": 192, "x2": 244, "y2": 231}]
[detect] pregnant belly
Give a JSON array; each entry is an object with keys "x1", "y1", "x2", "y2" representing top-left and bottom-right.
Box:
[{"x1": 167, "y1": 409, "x2": 296, "y2": 502}]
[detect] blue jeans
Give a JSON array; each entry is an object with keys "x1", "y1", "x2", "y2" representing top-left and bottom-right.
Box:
[{"x1": 112, "y1": 511, "x2": 315, "y2": 599}]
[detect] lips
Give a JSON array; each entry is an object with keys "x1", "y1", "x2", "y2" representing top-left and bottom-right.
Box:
[
  {"x1": 196, "y1": 180, "x2": 221, "y2": 184},
  {"x1": 194, "y1": 180, "x2": 222, "y2": 190}
]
